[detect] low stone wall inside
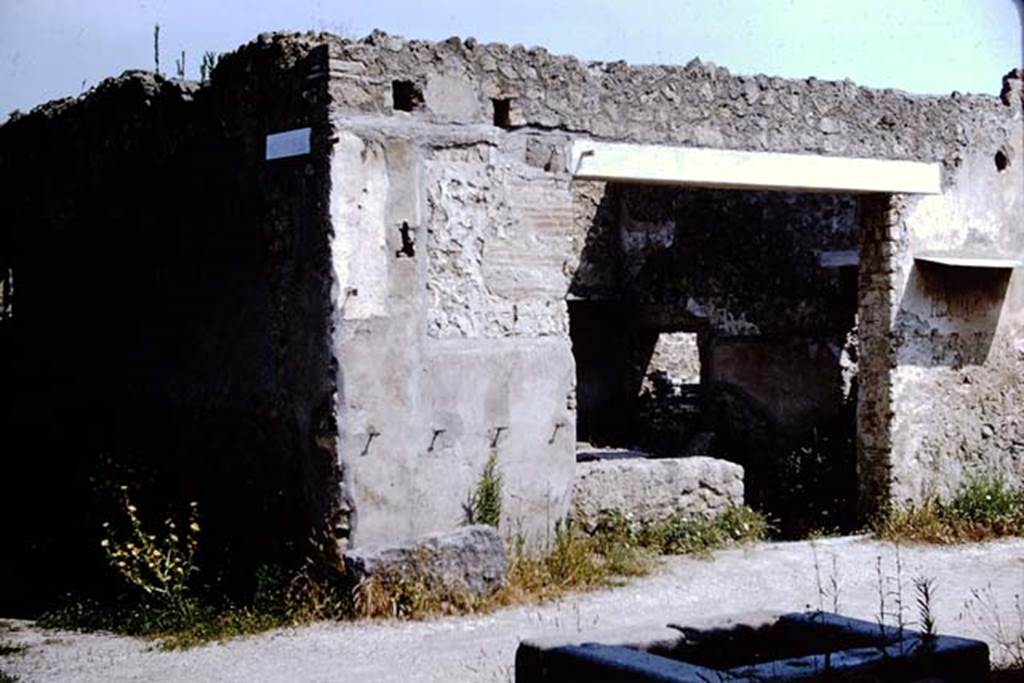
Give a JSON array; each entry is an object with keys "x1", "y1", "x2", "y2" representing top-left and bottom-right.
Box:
[{"x1": 572, "y1": 453, "x2": 744, "y2": 524}]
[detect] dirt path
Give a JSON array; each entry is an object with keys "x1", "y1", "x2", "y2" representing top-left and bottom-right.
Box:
[{"x1": 3, "y1": 536, "x2": 1023, "y2": 682}]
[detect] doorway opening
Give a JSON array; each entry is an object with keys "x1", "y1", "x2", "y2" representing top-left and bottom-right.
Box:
[{"x1": 569, "y1": 181, "x2": 861, "y2": 536}]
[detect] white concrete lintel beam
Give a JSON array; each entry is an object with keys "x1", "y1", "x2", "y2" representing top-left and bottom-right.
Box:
[{"x1": 569, "y1": 140, "x2": 942, "y2": 195}]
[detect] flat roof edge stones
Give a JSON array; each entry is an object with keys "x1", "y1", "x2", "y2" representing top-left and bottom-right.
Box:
[
  {"x1": 568, "y1": 140, "x2": 943, "y2": 195},
  {"x1": 915, "y1": 254, "x2": 1022, "y2": 268}
]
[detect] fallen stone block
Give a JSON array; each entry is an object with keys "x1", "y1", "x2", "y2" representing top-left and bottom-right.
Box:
[
  {"x1": 343, "y1": 524, "x2": 508, "y2": 598},
  {"x1": 573, "y1": 455, "x2": 743, "y2": 524}
]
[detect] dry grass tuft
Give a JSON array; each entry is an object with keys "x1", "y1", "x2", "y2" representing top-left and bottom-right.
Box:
[
  {"x1": 490, "y1": 506, "x2": 767, "y2": 608},
  {"x1": 353, "y1": 567, "x2": 479, "y2": 620},
  {"x1": 877, "y1": 476, "x2": 1024, "y2": 544},
  {"x1": 43, "y1": 506, "x2": 767, "y2": 646},
  {"x1": 351, "y1": 506, "x2": 768, "y2": 619}
]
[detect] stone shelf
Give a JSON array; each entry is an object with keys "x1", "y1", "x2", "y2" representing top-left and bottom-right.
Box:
[{"x1": 915, "y1": 253, "x2": 1022, "y2": 269}]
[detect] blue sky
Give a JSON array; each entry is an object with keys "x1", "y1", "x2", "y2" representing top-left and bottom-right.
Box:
[{"x1": 1, "y1": 0, "x2": 1021, "y2": 118}]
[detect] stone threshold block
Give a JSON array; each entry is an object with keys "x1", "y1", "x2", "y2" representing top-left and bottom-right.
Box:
[
  {"x1": 572, "y1": 453, "x2": 744, "y2": 525},
  {"x1": 343, "y1": 524, "x2": 508, "y2": 598}
]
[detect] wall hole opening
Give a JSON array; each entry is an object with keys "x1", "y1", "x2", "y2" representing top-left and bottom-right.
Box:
[
  {"x1": 492, "y1": 98, "x2": 512, "y2": 128},
  {"x1": 995, "y1": 148, "x2": 1011, "y2": 172},
  {"x1": 392, "y1": 80, "x2": 423, "y2": 112},
  {"x1": 395, "y1": 221, "x2": 415, "y2": 258}
]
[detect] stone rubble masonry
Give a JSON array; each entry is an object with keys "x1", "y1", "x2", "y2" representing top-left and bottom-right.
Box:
[
  {"x1": 323, "y1": 31, "x2": 1013, "y2": 163},
  {"x1": 572, "y1": 455, "x2": 744, "y2": 525},
  {"x1": 855, "y1": 195, "x2": 902, "y2": 516}
]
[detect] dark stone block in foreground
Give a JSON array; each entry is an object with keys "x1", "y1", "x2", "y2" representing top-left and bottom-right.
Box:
[
  {"x1": 343, "y1": 525, "x2": 508, "y2": 598},
  {"x1": 515, "y1": 611, "x2": 989, "y2": 682}
]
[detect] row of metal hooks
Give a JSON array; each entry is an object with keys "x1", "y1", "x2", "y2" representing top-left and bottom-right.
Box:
[{"x1": 359, "y1": 422, "x2": 567, "y2": 456}]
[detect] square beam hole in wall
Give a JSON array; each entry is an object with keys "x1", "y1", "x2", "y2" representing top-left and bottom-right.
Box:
[
  {"x1": 392, "y1": 80, "x2": 424, "y2": 111},
  {"x1": 492, "y1": 98, "x2": 512, "y2": 128}
]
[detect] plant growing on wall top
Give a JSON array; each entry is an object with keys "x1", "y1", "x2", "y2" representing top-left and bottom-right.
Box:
[
  {"x1": 153, "y1": 24, "x2": 161, "y2": 75},
  {"x1": 200, "y1": 51, "x2": 219, "y2": 84},
  {"x1": 174, "y1": 50, "x2": 186, "y2": 80}
]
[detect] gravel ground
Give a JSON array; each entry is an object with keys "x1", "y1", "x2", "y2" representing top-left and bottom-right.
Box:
[{"x1": 2, "y1": 535, "x2": 1023, "y2": 682}]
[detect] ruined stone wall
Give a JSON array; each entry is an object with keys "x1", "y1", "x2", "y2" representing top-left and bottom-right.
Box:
[
  {"x1": 855, "y1": 85, "x2": 1024, "y2": 511},
  {"x1": 329, "y1": 121, "x2": 576, "y2": 546},
  {"x1": 322, "y1": 31, "x2": 1010, "y2": 164},
  {"x1": 5, "y1": 28, "x2": 1018, "y2": 579},
  {"x1": 887, "y1": 146, "x2": 1024, "y2": 505},
  {"x1": 0, "y1": 34, "x2": 340, "y2": 601},
  {"x1": 320, "y1": 31, "x2": 1022, "y2": 531}
]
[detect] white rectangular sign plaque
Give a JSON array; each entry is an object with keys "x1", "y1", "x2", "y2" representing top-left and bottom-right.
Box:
[{"x1": 266, "y1": 128, "x2": 311, "y2": 160}]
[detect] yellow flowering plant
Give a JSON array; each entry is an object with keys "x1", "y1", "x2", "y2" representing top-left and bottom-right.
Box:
[{"x1": 99, "y1": 485, "x2": 201, "y2": 609}]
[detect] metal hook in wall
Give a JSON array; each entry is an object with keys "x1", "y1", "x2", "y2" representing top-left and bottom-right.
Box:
[
  {"x1": 338, "y1": 287, "x2": 359, "y2": 316},
  {"x1": 427, "y1": 428, "x2": 446, "y2": 452},
  {"x1": 361, "y1": 428, "x2": 380, "y2": 456},
  {"x1": 490, "y1": 425, "x2": 508, "y2": 448},
  {"x1": 572, "y1": 147, "x2": 595, "y2": 175},
  {"x1": 548, "y1": 422, "x2": 566, "y2": 445}
]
